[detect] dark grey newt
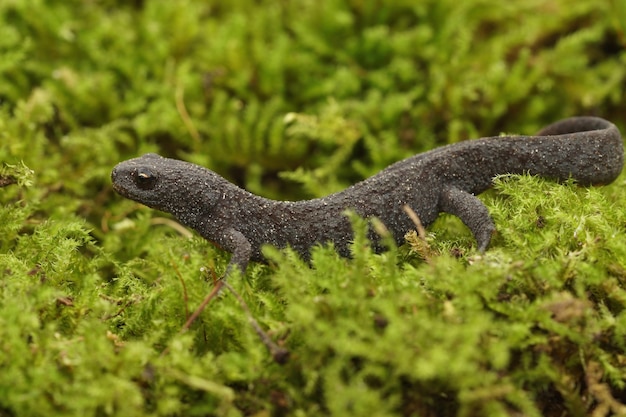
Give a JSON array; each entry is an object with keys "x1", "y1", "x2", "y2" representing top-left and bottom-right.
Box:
[{"x1": 111, "y1": 116, "x2": 623, "y2": 277}]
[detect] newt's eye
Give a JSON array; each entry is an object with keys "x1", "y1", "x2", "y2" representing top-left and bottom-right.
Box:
[{"x1": 134, "y1": 168, "x2": 158, "y2": 190}]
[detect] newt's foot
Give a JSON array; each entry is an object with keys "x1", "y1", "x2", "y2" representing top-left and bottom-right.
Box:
[{"x1": 476, "y1": 224, "x2": 496, "y2": 253}]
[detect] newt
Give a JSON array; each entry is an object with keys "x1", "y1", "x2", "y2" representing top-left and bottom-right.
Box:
[{"x1": 111, "y1": 116, "x2": 623, "y2": 278}]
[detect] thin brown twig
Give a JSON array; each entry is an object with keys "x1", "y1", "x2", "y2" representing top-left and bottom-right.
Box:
[
  {"x1": 100, "y1": 295, "x2": 142, "y2": 321},
  {"x1": 175, "y1": 83, "x2": 201, "y2": 144},
  {"x1": 180, "y1": 280, "x2": 225, "y2": 331},
  {"x1": 151, "y1": 217, "x2": 194, "y2": 238},
  {"x1": 402, "y1": 204, "x2": 427, "y2": 240},
  {"x1": 221, "y1": 281, "x2": 290, "y2": 364},
  {"x1": 173, "y1": 269, "x2": 290, "y2": 364},
  {"x1": 171, "y1": 259, "x2": 190, "y2": 320},
  {"x1": 402, "y1": 204, "x2": 434, "y2": 262}
]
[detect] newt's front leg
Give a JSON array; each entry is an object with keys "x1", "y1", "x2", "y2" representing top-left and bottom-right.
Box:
[
  {"x1": 220, "y1": 228, "x2": 252, "y2": 278},
  {"x1": 440, "y1": 185, "x2": 496, "y2": 252}
]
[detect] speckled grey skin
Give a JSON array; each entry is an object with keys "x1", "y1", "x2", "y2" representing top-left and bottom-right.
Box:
[{"x1": 111, "y1": 116, "x2": 623, "y2": 277}]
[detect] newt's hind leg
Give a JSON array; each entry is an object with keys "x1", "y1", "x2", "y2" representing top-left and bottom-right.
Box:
[{"x1": 439, "y1": 185, "x2": 495, "y2": 252}]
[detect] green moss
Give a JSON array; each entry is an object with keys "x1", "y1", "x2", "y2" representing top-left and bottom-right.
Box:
[{"x1": 1, "y1": 0, "x2": 626, "y2": 416}]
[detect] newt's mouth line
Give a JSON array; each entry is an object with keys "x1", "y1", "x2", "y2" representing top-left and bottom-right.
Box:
[{"x1": 111, "y1": 181, "x2": 129, "y2": 197}]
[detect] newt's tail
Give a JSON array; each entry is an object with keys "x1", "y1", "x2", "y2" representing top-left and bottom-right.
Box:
[{"x1": 534, "y1": 116, "x2": 623, "y2": 185}]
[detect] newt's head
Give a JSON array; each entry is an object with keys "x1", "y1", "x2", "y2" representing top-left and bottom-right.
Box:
[{"x1": 111, "y1": 153, "x2": 224, "y2": 220}]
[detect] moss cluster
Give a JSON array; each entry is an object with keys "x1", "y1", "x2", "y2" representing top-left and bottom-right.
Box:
[{"x1": 1, "y1": 1, "x2": 626, "y2": 416}]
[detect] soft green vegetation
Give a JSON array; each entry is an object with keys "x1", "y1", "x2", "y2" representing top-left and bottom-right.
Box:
[{"x1": 1, "y1": 0, "x2": 626, "y2": 416}]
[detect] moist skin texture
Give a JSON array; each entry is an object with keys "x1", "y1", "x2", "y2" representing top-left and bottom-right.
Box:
[{"x1": 111, "y1": 116, "x2": 624, "y2": 277}]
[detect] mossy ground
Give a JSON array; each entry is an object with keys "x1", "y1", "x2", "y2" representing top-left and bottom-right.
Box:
[{"x1": 1, "y1": 1, "x2": 626, "y2": 416}]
